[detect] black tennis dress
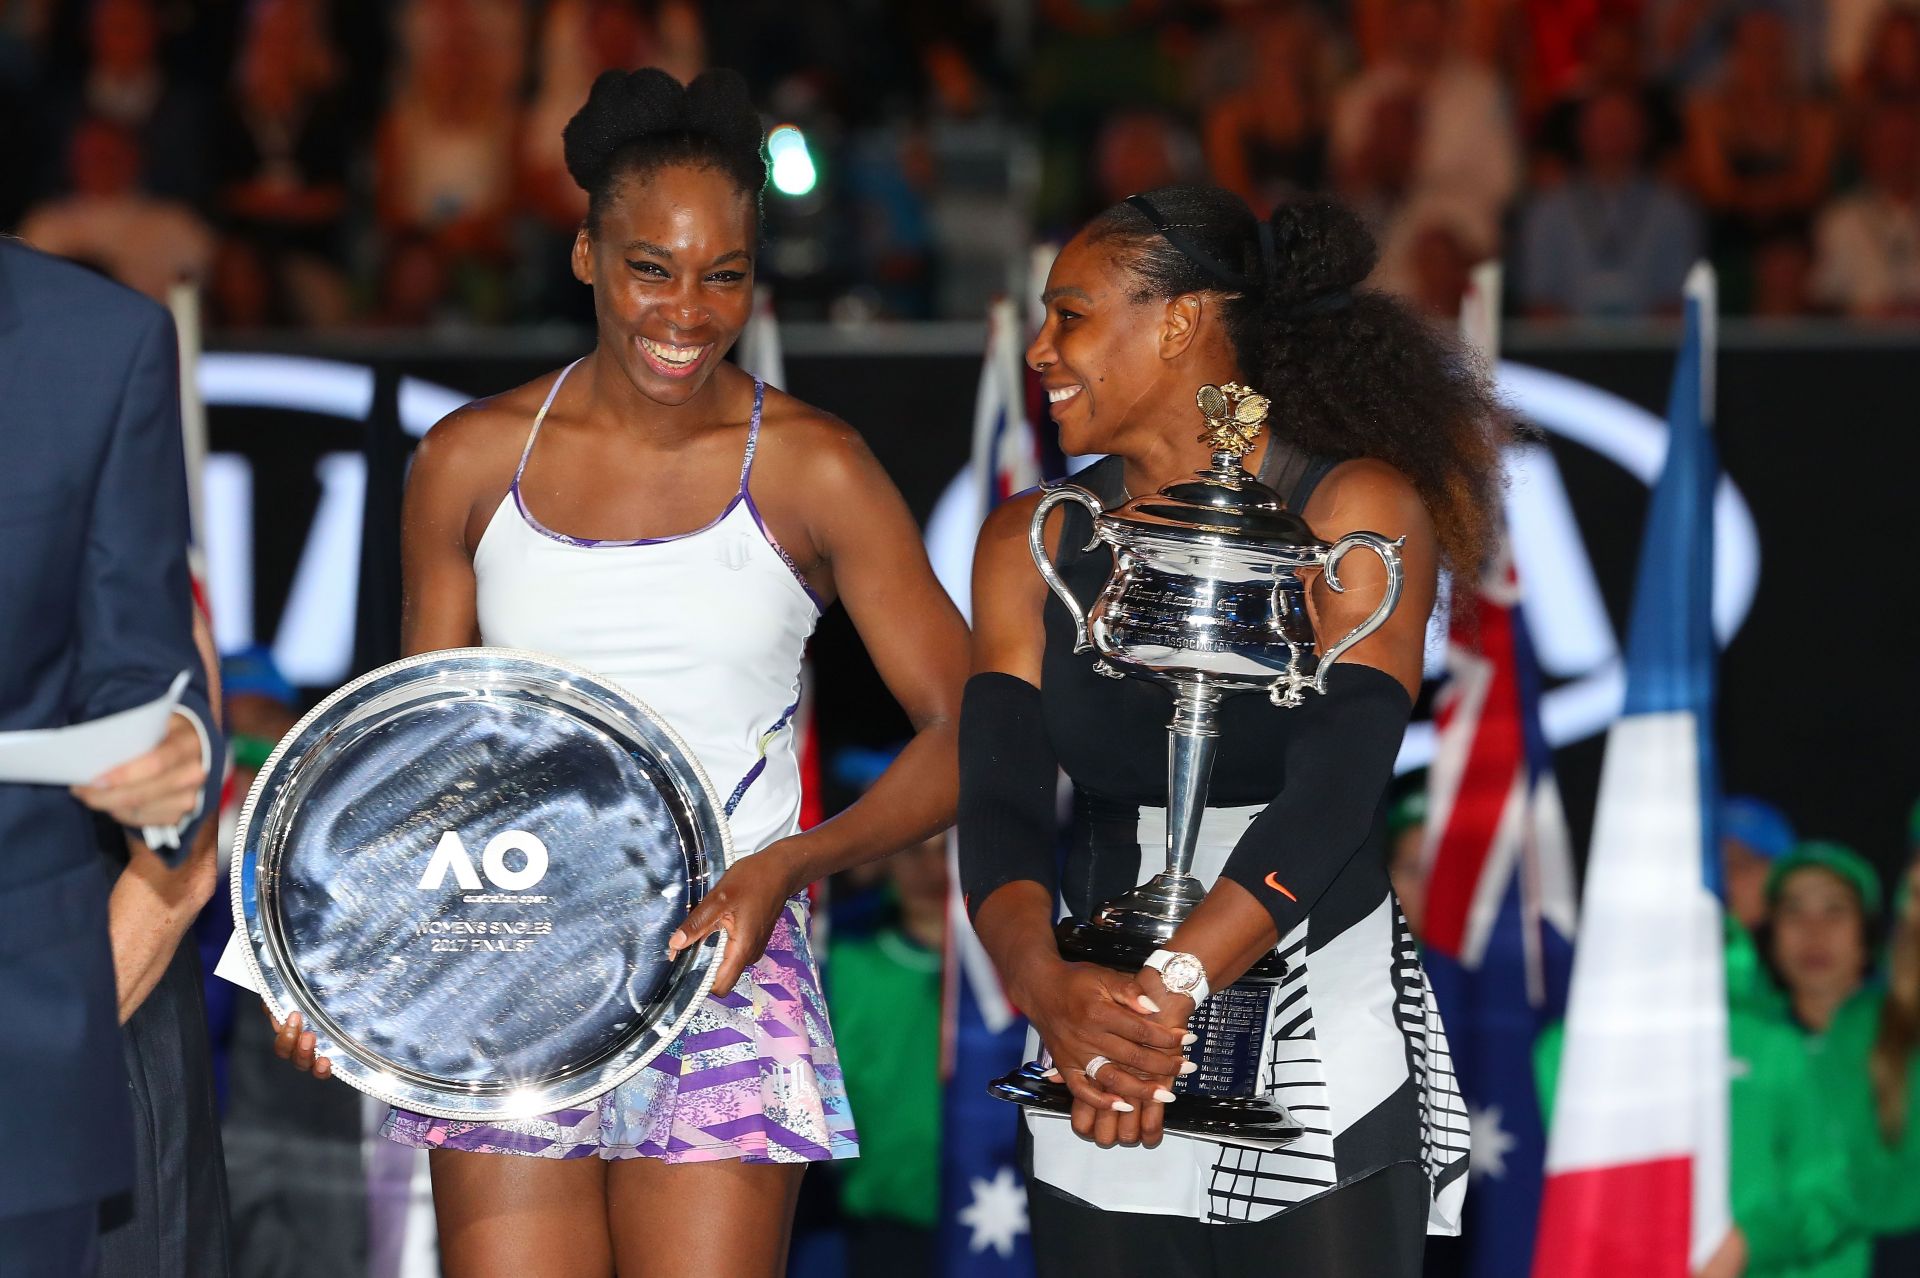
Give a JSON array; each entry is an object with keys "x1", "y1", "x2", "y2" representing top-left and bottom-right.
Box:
[{"x1": 1020, "y1": 451, "x2": 1469, "y2": 1274}]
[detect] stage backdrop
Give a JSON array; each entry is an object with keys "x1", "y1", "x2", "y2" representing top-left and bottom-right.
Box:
[{"x1": 195, "y1": 324, "x2": 1920, "y2": 887}]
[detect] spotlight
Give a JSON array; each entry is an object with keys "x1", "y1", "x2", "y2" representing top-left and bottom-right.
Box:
[{"x1": 768, "y1": 125, "x2": 817, "y2": 197}]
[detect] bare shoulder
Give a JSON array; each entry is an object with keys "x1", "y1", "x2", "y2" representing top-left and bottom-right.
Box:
[
  {"x1": 753, "y1": 385, "x2": 878, "y2": 487},
  {"x1": 411, "y1": 370, "x2": 562, "y2": 487},
  {"x1": 972, "y1": 488, "x2": 1060, "y2": 607},
  {"x1": 1307, "y1": 456, "x2": 1435, "y2": 542},
  {"x1": 978, "y1": 489, "x2": 1047, "y2": 563}
]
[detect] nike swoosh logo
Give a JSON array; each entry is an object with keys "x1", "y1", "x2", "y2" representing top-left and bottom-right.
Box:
[{"x1": 1264, "y1": 873, "x2": 1297, "y2": 902}]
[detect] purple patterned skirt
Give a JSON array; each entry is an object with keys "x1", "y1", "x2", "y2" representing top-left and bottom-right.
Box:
[{"x1": 382, "y1": 896, "x2": 858, "y2": 1163}]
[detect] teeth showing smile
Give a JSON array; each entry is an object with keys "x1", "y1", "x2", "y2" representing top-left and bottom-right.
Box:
[
  {"x1": 1048, "y1": 385, "x2": 1083, "y2": 404},
  {"x1": 640, "y1": 337, "x2": 710, "y2": 369}
]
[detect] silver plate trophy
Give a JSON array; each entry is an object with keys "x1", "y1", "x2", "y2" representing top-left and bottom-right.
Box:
[
  {"x1": 231, "y1": 647, "x2": 733, "y2": 1121},
  {"x1": 989, "y1": 382, "x2": 1403, "y2": 1146}
]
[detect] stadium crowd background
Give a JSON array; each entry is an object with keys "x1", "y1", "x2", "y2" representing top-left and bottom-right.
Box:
[
  {"x1": 9, "y1": 3, "x2": 1920, "y2": 1276},
  {"x1": 7, "y1": 0, "x2": 1920, "y2": 330}
]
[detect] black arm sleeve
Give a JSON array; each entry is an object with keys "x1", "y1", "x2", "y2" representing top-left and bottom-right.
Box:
[
  {"x1": 957, "y1": 672, "x2": 1059, "y2": 923},
  {"x1": 1217, "y1": 663, "x2": 1413, "y2": 938}
]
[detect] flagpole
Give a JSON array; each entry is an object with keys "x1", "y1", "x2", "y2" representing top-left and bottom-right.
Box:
[
  {"x1": 168, "y1": 282, "x2": 208, "y2": 568},
  {"x1": 737, "y1": 284, "x2": 786, "y2": 390},
  {"x1": 1460, "y1": 259, "x2": 1502, "y2": 367},
  {"x1": 1685, "y1": 263, "x2": 1716, "y2": 431}
]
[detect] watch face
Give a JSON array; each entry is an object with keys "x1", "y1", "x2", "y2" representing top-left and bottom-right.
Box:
[{"x1": 1163, "y1": 953, "x2": 1204, "y2": 993}]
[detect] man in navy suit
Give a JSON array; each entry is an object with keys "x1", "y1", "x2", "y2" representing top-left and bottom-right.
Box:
[{"x1": 0, "y1": 239, "x2": 224, "y2": 1276}]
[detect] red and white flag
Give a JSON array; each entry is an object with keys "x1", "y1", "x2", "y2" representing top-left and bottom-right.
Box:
[{"x1": 1533, "y1": 265, "x2": 1729, "y2": 1277}]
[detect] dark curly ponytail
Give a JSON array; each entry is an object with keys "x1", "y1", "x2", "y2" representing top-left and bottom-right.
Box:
[
  {"x1": 562, "y1": 67, "x2": 767, "y2": 233},
  {"x1": 1087, "y1": 185, "x2": 1508, "y2": 576}
]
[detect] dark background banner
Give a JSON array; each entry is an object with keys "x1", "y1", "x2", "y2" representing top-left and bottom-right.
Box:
[{"x1": 202, "y1": 329, "x2": 1920, "y2": 885}]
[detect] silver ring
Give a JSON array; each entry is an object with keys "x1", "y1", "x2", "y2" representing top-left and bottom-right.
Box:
[{"x1": 1082, "y1": 1054, "x2": 1112, "y2": 1080}]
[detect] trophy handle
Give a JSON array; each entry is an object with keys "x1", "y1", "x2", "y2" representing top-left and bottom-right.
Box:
[
  {"x1": 1028, "y1": 483, "x2": 1105, "y2": 654},
  {"x1": 1312, "y1": 532, "x2": 1406, "y2": 693}
]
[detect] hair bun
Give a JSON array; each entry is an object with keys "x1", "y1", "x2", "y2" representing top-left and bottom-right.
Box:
[
  {"x1": 563, "y1": 67, "x2": 764, "y2": 193},
  {"x1": 1264, "y1": 195, "x2": 1376, "y2": 306}
]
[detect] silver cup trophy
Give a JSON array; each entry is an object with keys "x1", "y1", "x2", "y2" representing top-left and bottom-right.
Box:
[{"x1": 987, "y1": 383, "x2": 1403, "y2": 1146}]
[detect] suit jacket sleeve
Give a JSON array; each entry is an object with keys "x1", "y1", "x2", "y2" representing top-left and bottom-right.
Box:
[{"x1": 71, "y1": 305, "x2": 223, "y2": 863}]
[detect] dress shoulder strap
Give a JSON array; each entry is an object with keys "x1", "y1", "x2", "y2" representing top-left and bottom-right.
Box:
[
  {"x1": 1047, "y1": 456, "x2": 1125, "y2": 574},
  {"x1": 512, "y1": 357, "x2": 585, "y2": 489},
  {"x1": 1257, "y1": 437, "x2": 1339, "y2": 512},
  {"x1": 736, "y1": 378, "x2": 767, "y2": 493}
]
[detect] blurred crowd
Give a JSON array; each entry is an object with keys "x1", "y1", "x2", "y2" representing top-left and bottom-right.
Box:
[
  {"x1": 1034, "y1": 0, "x2": 1920, "y2": 321},
  {"x1": 6, "y1": 0, "x2": 1920, "y2": 327}
]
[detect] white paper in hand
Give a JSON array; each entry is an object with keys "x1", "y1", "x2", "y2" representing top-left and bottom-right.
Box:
[{"x1": 0, "y1": 669, "x2": 191, "y2": 785}]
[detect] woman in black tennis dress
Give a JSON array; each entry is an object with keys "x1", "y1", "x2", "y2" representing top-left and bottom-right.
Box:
[{"x1": 959, "y1": 188, "x2": 1508, "y2": 1276}]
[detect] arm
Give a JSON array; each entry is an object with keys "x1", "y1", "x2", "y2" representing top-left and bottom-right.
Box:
[
  {"x1": 110, "y1": 824, "x2": 222, "y2": 1022},
  {"x1": 109, "y1": 596, "x2": 225, "y2": 1022},
  {"x1": 1142, "y1": 461, "x2": 1439, "y2": 1014},
  {"x1": 669, "y1": 423, "x2": 969, "y2": 993},
  {"x1": 66, "y1": 305, "x2": 221, "y2": 862},
  {"x1": 962, "y1": 496, "x2": 1188, "y2": 1147},
  {"x1": 398, "y1": 410, "x2": 489, "y2": 657},
  {"x1": 961, "y1": 493, "x2": 1061, "y2": 969}
]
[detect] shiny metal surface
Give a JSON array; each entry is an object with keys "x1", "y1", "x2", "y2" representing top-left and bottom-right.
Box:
[
  {"x1": 231, "y1": 647, "x2": 732, "y2": 1120},
  {"x1": 996, "y1": 385, "x2": 1403, "y2": 1141},
  {"x1": 1032, "y1": 479, "x2": 1403, "y2": 708}
]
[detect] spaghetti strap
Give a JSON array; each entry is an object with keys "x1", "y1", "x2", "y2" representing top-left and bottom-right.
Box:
[
  {"x1": 737, "y1": 378, "x2": 766, "y2": 493},
  {"x1": 513, "y1": 357, "x2": 586, "y2": 489}
]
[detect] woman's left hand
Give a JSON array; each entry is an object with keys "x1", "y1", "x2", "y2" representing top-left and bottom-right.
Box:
[
  {"x1": 668, "y1": 841, "x2": 804, "y2": 995},
  {"x1": 1065, "y1": 965, "x2": 1197, "y2": 1149}
]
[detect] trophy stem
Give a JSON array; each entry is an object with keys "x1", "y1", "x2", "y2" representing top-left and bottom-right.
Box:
[{"x1": 1165, "y1": 681, "x2": 1223, "y2": 880}]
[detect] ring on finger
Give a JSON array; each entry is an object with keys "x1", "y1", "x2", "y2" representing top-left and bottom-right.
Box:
[{"x1": 1082, "y1": 1054, "x2": 1112, "y2": 1080}]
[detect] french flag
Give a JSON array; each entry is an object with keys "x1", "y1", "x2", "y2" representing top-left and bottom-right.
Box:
[
  {"x1": 972, "y1": 296, "x2": 1043, "y2": 511},
  {"x1": 1532, "y1": 265, "x2": 1729, "y2": 1277}
]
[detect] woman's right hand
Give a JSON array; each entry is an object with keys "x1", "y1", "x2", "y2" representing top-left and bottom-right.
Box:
[
  {"x1": 268, "y1": 1006, "x2": 334, "y2": 1080},
  {"x1": 1014, "y1": 958, "x2": 1190, "y2": 1146}
]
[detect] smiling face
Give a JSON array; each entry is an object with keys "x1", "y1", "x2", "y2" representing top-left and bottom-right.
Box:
[
  {"x1": 573, "y1": 161, "x2": 756, "y2": 407},
  {"x1": 1026, "y1": 231, "x2": 1210, "y2": 458}
]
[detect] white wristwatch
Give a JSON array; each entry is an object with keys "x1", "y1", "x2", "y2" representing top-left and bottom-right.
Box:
[{"x1": 1144, "y1": 949, "x2": 1211, "y2": 1005}]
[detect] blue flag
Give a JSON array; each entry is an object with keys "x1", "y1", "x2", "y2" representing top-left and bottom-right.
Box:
[{"x1": 938, "y1": 916, "x2": 1038, "y2": 1274}]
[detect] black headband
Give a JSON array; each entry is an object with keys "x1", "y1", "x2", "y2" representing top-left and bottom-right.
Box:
[
  {"x1": 1124, "y1": 193, "x2": 1352, "y2": 319},
  {"x1": 1125, "y1": 194, "x2": 1257, "y2": 293}
]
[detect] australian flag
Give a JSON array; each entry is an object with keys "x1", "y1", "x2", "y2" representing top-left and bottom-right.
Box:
[
  {"x1": 1421, "y1": 542, "x2": 1578, "y2": 1277},
  {"x1": 936, "y1": 297, "x2": 1046, "y2": 1276}
]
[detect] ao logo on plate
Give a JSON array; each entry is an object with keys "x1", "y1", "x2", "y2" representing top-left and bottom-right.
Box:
[{"x1": 417, "y1": 830, "x2": 550, "y2": 892}]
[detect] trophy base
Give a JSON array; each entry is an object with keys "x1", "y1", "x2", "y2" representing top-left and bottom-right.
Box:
[{"x1": 988, "y1": 1063, "x2": 1305, "y2": 1148}]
